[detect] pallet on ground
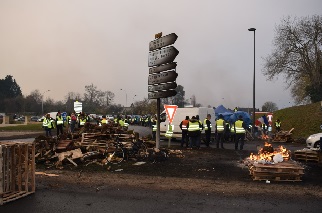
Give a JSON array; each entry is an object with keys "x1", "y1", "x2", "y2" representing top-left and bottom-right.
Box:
[
  {"x1": 294, "y1": 150, "x2": 320, "y2": 163},
  {"x1": 249, "y1": 161, "x2": 304, "y2": 182},
  {"x1": 0, "y1": 142, "x2": 35, "y2": 205}
]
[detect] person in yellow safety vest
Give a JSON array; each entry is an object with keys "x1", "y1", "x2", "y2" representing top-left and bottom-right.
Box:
[
  {"x1": 165, "y1": 124, "x2": 173, "y2": 138},
  {"x1": 42, "y1": 113, "x2": 53, "y2": 137},
  {"x1": 124, "y1": 118, "x2": 129, "y2": 128},
  {"x1": 275, "y1": 119, "x2": 281, "y2": 132},
  {"x1": 55, "y1": 111, "x2": 64, "y2": 136},
  {"x1": 101, "y1": 115, "x2": 108, "y2": 125},
  {"x1": 215, "y1": 114, "x2": 226, "y2": 149},
  {"x1": 66, "y1": 113, "x2": 71, "y2": 132},
  {"x1": 151, "y1": 116, "x2": 157, "y2": 141},
  {"x1": 144, "y1": 116, "x2": 149, "y2": 127},
  {"x1": 179, "y1": 116, "x2": 190, "y2": 148},
  {"x1": 233, "y1": 115, "x2": 247, "y2": 150},
  {"x1": 203, "y1": 114, "x2": 212, "y2": 147},
  {"x1": 118, "y1": 118, "x2": 124, "y2": 126},
  {"x1": 196, "y1": 115, "x2": 203, "y2": 147},
  {"x1": 78, "y1": 114, "x2": 87, "y2": 128},
  {"x1": 261, "y1": 123, "x2": 267, "y2": 134},
  {"x1": 230, "y1": 122, "x2": 236, "y2": 143},
  {"x1": 187, "y1": 116, "x2": 202, "y2": 149}
]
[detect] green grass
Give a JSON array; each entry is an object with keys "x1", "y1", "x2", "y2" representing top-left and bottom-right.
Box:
[
  {"x1": 0, "y1": 123, "x2": 43, "y2": 131},
  {"x1": 273, "y1": 102, "x2": 322, "y2": 139}
]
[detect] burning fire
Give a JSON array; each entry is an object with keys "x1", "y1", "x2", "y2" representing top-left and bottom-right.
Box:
[
  {"x1": 261, "y1": 134, "x2": 270, "y2": 140},
  {"x1": 249, "y1": 142, "x2": 290, "y2": 162}
]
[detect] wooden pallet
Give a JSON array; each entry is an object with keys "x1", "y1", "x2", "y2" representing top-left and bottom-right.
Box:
[
  {"x1": 294, "y1": 150, "x2": 320, "y2": 163},
  {"x1": 249, "y1": 161, "x2": 304, "y2": 182},
  {"x1": 0, "y1": 142, "x2": 35, "y2": 205}
]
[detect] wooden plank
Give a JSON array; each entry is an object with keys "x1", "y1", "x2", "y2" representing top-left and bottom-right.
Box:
[
  {"x1": 10, "y1": 146, "x2": 15, "y2": 191},
  {"x1": 0, "y1": 145, "x2": 3, "y2": 198},
  {"x1": 31, "y1": 143, "x2": 35, "y2": 192},
  {"x1": 17, "y1": 145, "x2": 22, "y2": 192},
  {"x1": 24, "y1": 144, "x2": 28, "y2": 192},
  {"x1": 5, "y1": 146, "x2": 9, "y2": 192}
]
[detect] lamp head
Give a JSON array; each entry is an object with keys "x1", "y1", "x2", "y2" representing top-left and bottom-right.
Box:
[{"x1": 248, "y1": 28, "x2": 256, "y2": 31}]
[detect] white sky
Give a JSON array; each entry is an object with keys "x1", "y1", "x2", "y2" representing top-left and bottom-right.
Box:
[{"x1": 0, "y1": 0, "x2": 321, "y2": 110}]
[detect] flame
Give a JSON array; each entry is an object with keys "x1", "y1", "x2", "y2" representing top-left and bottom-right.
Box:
[
  {"x1": 261, "y1": 134, "x2": 270, "y2": 140},
  {"x1": 249, "y1": 142, "x2": 290, "y2": 162}
]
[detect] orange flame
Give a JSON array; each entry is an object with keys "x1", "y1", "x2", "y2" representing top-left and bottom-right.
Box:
[{"x1": 249, "y1": 142, "x2": 290, "y2": 162}]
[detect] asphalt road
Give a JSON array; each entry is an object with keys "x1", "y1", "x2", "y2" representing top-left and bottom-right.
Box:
[
  {"x1": 1, "y1": 183, "x2": 321, "y2": 213},
  {"x1": 1, "y1": 125, "x2": 320, "y2": 212}
]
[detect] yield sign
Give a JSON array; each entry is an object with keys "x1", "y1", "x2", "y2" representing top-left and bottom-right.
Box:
[{"x1": 164, "y1": 105, "x2": 178, "y2": 124}]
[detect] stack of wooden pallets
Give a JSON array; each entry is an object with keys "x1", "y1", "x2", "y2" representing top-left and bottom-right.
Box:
[
  {"x1": 0, "y1": 142, "x2": 35, "y2": 205},
  {"x1": 294, "y1": 149, "x2": 320, "y2": 163},
  {"x1": 249, "y1": 161, "x2": 304, "y2": 182}
]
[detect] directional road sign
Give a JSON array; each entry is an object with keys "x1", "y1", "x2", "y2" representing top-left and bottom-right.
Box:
[
  {"x1": 149, "y1": 33, "x2": 178, "y2": 51},
  {"x1": 148, "y1": 46, "x2": 179, "y2": 67},
  {"x1": 148, "y1": 90, "x2": 177, "y2": 99},
  {"x1": 148, "y1": 70, "x2": 178, "y2": 85},
  {"x1": 148, "y1": 82, "x2": 177, "y2": 92},
  {"x1": 149, "y1": 62, "x2": 177, "y2": 75}
]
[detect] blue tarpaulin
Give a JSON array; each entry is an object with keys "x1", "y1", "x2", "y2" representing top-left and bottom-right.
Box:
[
  {"x1": 215, "y1": 105, "x2": 233, "y2": 115},
  {"x1": 215, "y1": 105, "x2": 251, "y2": 126},
  {"x1": 228, "y1": 111, "x2": 251, "y2": 127}
]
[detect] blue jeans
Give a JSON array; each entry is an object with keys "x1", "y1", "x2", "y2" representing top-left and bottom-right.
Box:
[
  {"x1": 189, "y1": 136, "x2": 198, "y2": 148},
  {"x1": 45, "y1": 127, "x2": 52, "y2": 137}
]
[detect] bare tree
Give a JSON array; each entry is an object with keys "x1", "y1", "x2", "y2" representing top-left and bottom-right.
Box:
[
  {"x1": 263, "y1": 15, "x2": 322, "y2": 104},
  {"x1": 262, "y1": 101, "x2": 278, "y2": 112}
]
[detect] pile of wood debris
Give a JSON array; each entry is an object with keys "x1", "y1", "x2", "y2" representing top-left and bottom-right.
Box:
[{"x1": 34, "y1": 123, "x2": 167, "y2": 169}]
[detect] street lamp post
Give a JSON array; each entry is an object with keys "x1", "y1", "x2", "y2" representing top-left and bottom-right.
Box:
[
  {"x1": 41, "y1": 90, "x2": 50, "y2": 115},
  {"x1": 248, "y1": 27, "x2": 256, "y2": 138},
  {"x1": 120, "y1": 88, "x2": 127, "y2": 108}
]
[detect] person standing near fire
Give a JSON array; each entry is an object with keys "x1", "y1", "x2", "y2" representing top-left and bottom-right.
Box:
[
  {"x1": 42, "y1": 113, "x2": 53, "y2": 137},
  {"x1": 187, "y1": 116, "x2": 202, "y2": 149},
  {"x1": 215, "y1": 114, "x2": 226, "y2": 149},
  {"x1": 233, "y1": 115, "x2": 247, "y2": 150},
  {"x1": 275, "y1": 119, "x2": 281, "y2": 132},
  {"x1": 203, "y1": 114, "x2": 212, "y2": 147},
  {"x1": 180, "y1": 116, "x2": 190, "y2": 147},
  {"x1": 196, "y1": 115, "x2": 203, "y2": 147},
  {"x1": 55, "y1": 111, "x2": 64, "y2": 136}
]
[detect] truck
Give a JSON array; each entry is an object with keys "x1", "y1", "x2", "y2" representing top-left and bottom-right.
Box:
[{"x1": 159, "y1": 107, "x2": 216, "y2": 140}]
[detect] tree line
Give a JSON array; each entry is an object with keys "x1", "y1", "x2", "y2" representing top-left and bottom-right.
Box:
[{"x1": 0, "y1": 75, "x2": 190, "y2": 115}]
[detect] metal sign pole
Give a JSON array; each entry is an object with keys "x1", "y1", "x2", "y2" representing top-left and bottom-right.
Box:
[{"x1": 156, "y1": 98, "x2": 160, "y2": 149}]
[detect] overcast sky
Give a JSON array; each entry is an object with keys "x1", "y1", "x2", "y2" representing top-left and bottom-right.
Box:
[{"x1": 1, "y1": 0, "x2": 321, "y2": 110}]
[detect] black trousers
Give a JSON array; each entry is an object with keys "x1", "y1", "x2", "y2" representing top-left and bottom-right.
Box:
[
  {"x1": 56, "y1": 125, "x2": 63, "y2": 136},
  {"x1": 216, "y1": 132, "x2": 224, "y2": 148},
  {"x1": 205, "y1": 130, "x2": 211, "y2": 147},
  {"x1": 235, "y1": 133, "x2": 245, "y2": 150},
  {"x1": 181, "y1": 130, "x2": 188, "y2": 147}
]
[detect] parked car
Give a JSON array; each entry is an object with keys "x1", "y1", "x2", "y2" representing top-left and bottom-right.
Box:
[
  {"x1": 106, "y1": 115, "x2": 114, "y2": 120},
  {"x1": 30, "y1": 116, "x2": 40, "y2": 122},
  {"x1": 306, "y1": 133, "x2": 322, "y2": 149},
  {"x1": 17, "y1": 116, "x2": 25, "y2": 122}
]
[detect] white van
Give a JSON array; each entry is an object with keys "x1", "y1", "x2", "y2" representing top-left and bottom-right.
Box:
[{"x1": 160, "y1": 107, "x2": 216, "y2": 140}]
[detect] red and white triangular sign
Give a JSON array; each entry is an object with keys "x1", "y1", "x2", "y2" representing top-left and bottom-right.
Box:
[{"x1": 164, "y1": 105, "x2": 178, "y2": 124}]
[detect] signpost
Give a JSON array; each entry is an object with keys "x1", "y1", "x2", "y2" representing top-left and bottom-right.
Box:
[
  {"x1": 148, "y1": 82, "x2": 177, "y2": 92},
  {"x1": 149, "y1": 33, "x2": 178, "y2": 51},
  {"x1": 149, "y1": 62, "x2": 177, "y2": 74},
  {"x1": 148, "y1": 90, "x2": 177, "y2": 99},
  {"x1": 148, "y1": 46, "x2": 179, "y2": 67},
  {"x1": 148, "y1": 32, "x2": 179, "y2": 148},
  {"x1": 148, "y1": 71, "x2": 178, "y2": 85}
]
